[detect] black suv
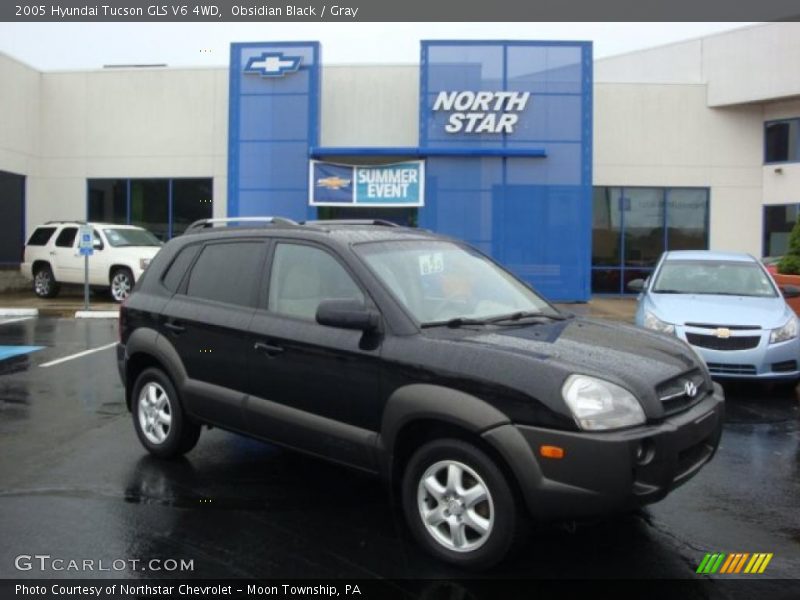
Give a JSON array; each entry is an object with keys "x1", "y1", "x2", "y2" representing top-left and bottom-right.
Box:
[{"x1": 118, "y1": 217, "x2": 724, "y2": 569}]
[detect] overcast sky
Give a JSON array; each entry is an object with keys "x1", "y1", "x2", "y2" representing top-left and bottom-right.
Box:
[{"x1": 0, "y1": 22, "x2": 756, "y2": 70}]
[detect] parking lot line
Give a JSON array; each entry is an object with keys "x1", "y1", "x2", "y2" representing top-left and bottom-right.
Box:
[
  {"x1": 0, "y1": 317, "x2": 34, "y2": 326},
  {"x1": 39, "y1": 342, "x2": 117, "y2": 368}
]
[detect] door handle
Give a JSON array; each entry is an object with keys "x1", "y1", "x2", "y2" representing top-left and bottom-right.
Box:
[
  {"x1": 254, "y1": 341, "x2": 284, "y2": 357},
  {"x1": 164, "y1": 321, "x2": 185, "y2": 334}
]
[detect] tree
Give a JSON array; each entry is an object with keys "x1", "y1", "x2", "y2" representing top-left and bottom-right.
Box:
[{"x1": 778, "y1": 218, "x2": 800, "y2": 275}]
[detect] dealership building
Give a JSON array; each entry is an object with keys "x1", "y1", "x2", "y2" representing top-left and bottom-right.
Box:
[{"x1": 1, "y1": 22, "x2": 800, "y2": 301}]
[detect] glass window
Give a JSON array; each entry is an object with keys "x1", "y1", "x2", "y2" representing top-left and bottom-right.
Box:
[
  {"x1": 592, "y1": 187, "x2": 621, "y2": 266},
  {"x1": 88, "y1": 179, "x2": 127, "y2": 224},
  {"x1": 27, "y1": 227, "x2": 57, "y2": 246},
  {"x1": 269, "y1": 244, "x2": 364, "y2": 320},
  {"x1": 186, "y1": 242, "x2": 264, "y2": 307},
  {"x1": 55, "y1": 227, "x2": 78, "y2": 248},
  {"x1": 763, "y1": 204, "x2": 800, "y2": 257},
  {"x1": 623, "y1": 188, "x2": 665, "y2": 268},
  {"x1": 102, "y1": 228, "x2": 162, "y2": 248},
  {"x1": 667, "y1": 189, "x2": 708, "y2": 251},
  {"x1": 653, "y1": 260, "x2": 777, "y2": 298},
  {"x1": 172, "y1": 179, "x2": 213, "y2": 236},
  {"x1": 355, "y1": 240, "x2": 556, "y2": 325},
  {"x1": 130, "y1": 179, "x2": 169, "y2": 241},
  {"x1": 162, "y1": 244, "x2": 201, "y2": 293},
  {"x1": 765, "y1": 119, "x2": 800, "y2": 163}
]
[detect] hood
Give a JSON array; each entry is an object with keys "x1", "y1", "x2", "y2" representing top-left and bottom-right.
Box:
[
  {"x1": 647, "y1": 293, "x2": 790, "y2": 329},
  {"x1": 137, "y1": 246, "x2": 161, "y2": 259},
  {"x1": 452, "y1": 317, "x2": 697, "y2": 386}
]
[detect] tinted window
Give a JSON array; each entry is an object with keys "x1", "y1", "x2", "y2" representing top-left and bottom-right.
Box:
[
  {"x1": 162, "y1": 245, "x2": 201, "y2": 293},
  {"x1": 269, "y1": 244, "x2": 364, "y2": 320},
  {"x1": 55, "y1": 227, "x2": 78, "y2": 248},
  {"x1": 185, "y1": 242, "x2": 263, "y2": 307},
  {"x1": 27, "y1": 227, "x2": 57, "y2": 246},
  {"x1": 765, "y1": 119, "x2": 800, "y2": 163}
]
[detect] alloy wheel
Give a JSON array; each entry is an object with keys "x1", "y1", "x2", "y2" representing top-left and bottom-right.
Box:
[{"x1": 137, "y1": 382, "x2": 172, "y2": 445}]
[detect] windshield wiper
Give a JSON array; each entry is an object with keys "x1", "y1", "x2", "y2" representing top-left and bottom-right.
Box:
[
  {"x1": 652, "y1": 289, "x2": 685, "y2": 294},
  {"x1": 485, "y1": 311, "x2": 568, "y2": 324},
  {"x1": 421, "y1": 317, "x2": 490, "y2": 328}
]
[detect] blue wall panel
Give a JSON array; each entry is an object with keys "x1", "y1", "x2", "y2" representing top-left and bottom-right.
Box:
[
  {"x1": 228, "y1": 42, "x2": 320, "y2": 220},
  {"x1": 419, "y1": 41, "x2": 592, "y2": 302}
]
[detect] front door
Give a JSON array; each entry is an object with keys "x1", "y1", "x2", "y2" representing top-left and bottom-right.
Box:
[{"x1": 245, "y1": 241, "x2": 382, "y2": 468}]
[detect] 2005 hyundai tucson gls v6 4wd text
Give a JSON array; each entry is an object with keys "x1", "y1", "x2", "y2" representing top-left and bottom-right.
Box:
[{"x1": 118, "y1": 217, "x2": 724, "y2": 569}]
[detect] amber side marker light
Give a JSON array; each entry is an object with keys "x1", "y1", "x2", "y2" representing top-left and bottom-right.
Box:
[{"x1": 540, "y1": 445, "x2": 565, "y2": 459}]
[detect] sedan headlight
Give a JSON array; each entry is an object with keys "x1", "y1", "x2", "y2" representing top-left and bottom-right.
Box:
[
  {"x1": 770, "y1": 316, "x2": 798, "y2": 344},
  {"x1": 139, "y1": 258, "x2": 151, "y2": 271},
  {"x1": 643, "y1": 311, "x2": 675, "y2": 335},
  {"x1": 562, "y1": 374, "x2": 646, "y2": 431}
]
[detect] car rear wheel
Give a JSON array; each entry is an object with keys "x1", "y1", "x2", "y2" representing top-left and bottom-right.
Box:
[
  {"x1": 132, "y1": 367, "x2": 200, "y2": 458},
  {"x1": 402, "y1": 438, "x2": 526, "y2": 569},
  {"x1": 110, "y1": 267, "x2": 134, "y2": 303},
  {"x1": 33, "y1": 264, "x2": 60, "y2": 298}
]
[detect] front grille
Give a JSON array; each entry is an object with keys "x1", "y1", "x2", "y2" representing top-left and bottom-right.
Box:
[
  {"x1": 685, "y1": 322, "x2": 759, "y2": 330},
  {"x1": 707, "y1": 362, "x2": 757, "y2": 375},
  {"x1": 772, "y1": 360, "x2": 798, "y2": 373},
  {"x1": 686, "y1": 333, "x2": 760, "y2": 351},
  {"x1": 656, "y1": 369, "x2": 706, "y2": 416}
]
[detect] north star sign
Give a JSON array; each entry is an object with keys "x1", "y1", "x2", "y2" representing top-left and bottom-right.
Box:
[{"x1": 432, "y1": 91, "x2": 531, "y2": 134}]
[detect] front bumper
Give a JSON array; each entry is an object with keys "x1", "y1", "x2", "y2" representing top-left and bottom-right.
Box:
[
  {"x1": 676, "y1": 325, "x2": 800, "y2": 380},
  {"x1": 483, "y1": 383, "x2": 724, "y2": 519}
]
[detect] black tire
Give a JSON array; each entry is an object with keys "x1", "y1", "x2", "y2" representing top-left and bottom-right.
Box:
[
  {"x1": 402, "y1": 438, "x2": 527, "y2": 570},
  {"x1": 131, "y1": 367, "x2": 201, "y2": 458},
  {"x1": 33, "y1": 264, "x2": 60, "y2": 298},
  {"x1": 109, "y1": 267, "x2": 134, "y2": 303}
]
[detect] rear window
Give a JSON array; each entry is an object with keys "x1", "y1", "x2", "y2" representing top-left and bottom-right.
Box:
[
  {"x1": 185, "y1": 242, "x2": 264, "y2": 307},
  {"x1": 27, "y1": 227, "x2": 57, "y2": 246},
  {"x1": 162, "y1": 245, "x2": 201, "y2": 293},
  {"x1": 55, "y1": 227, "x2": 78, "y2": 248}
]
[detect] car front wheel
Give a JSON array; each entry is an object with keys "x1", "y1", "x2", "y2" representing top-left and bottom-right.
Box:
[
  {"x1": 132, "y1": 367, "x2": 201, "y2": 458},
  {"x1": 110, "y1": 267, "x2": 134, "y2": 303},
  {"x1": 402, "y1": 438, "x2": 526, "y2": 569}
]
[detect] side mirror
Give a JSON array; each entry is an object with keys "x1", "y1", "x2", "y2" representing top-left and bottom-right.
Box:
[
  {"x1": 627, "y1": 278, "x2": 646, "y2": 292},
  {"x1": 781, "y1": 285, "x2": 800, "y2": 299},
  {"x1": 316, "y1": 299, "x2": 380, "y2": 332},
  {"x1": 93, "y1": 239, "x2": 104, "y2": 251}
]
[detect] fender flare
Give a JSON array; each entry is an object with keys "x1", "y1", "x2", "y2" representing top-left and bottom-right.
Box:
[{"x1": 124, "y1": 327, "x2": 188, "y2": 408}]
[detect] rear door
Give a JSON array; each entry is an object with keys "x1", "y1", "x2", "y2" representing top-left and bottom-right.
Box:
[
  {"x1": 161, "y1": 239, "x2": 268, "y2": 431},
  {"x1": 52, "y1": 226, "x2": 83, "y2": 282}
]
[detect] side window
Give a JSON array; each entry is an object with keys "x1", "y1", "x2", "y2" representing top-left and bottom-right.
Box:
[
  {"x1": 27, "y1": 227, "x2": 57, "y2": 246},
  {"x1": 162, "y1": 244, "x2": 201, "y2": 293},
  {"x1": 268, "y1": 243, "x2": 364, "y2": 320},
  {"x1": 185, "y1": 242, "x2": 263, "y2": 307},
  {"x1": 55, "y1": 227, "x2": 78, "y2": 248}
]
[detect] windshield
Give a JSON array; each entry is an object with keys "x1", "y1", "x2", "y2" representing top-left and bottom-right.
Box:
[
  {"x1": 103, "y1": 228, "x2": 162, "y2": 248},
  {"x1": 652, "y1": 260, "x2": 777, "y2": 297},
  {"x1": 355, "y1": 240, "x2": 558, "y2": 325}
]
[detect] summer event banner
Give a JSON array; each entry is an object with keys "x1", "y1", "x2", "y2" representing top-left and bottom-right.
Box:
[{"x1": 309, "y1": 160, "x2": 425, "y2": 207}]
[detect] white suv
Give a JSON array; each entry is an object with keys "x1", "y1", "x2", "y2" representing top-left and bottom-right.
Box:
[{"x1": 21, "y1": 222, "x2": 163, "y2": 302}]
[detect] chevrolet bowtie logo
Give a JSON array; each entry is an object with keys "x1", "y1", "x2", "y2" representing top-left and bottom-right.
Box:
[
  {"x1": 316, "y1": 176, "x2": 351, "y2": 190},
  {"x1": 244, "y1": 52, "x2": 302, "y2": 77},
  {"x1": 714, "y1": 327, "x2": 731, "y2": 339}
]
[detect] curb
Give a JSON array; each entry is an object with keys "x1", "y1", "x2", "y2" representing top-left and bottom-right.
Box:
[
  {"x1": 75, "y1": 310, "x2": 119, "y2": 319},
  {"x1": 0, "y1": 308, "x2": 39, "y2": 317}
]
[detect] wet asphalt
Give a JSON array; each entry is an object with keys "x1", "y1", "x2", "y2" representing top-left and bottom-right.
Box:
[{"x1": 0, "y1": 317, "x2": 799, "y2": 589}]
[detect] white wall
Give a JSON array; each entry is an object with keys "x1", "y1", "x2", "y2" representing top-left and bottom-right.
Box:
[
  {"x1": 320, "y1": 65, "x2": 419, "y2": 147},
  {"x1": 21, "y1": 66, "x2": 228, "y2": 233},
  {"x1": 0, "y1": 52, "x2": 40, "y2": 180},
  {"x1": 595, "y1": 39, "x2": 703, "y2": 85},
  {"x1": 594, "y1": 82, "x2": 765, "y2": 256}
]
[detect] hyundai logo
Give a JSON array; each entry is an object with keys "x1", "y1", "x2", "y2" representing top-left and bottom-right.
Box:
[{"x1": 684, "y1": 380, "x2": 698, "y2": 398}]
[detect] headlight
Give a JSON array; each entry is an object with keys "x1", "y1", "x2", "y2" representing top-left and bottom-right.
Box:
[
  {"x1": 770, "y1": 316, "x2": 798, "y2": 344},
  {"x1": 561, "y1": 374, "x2": 646, "y2": 431},
  {"x1": 139, "y1": 258, "x2": 151, "y2": 270},
  {"x1": 643, "y1": 311, "x2": 675, "y2": 335}
]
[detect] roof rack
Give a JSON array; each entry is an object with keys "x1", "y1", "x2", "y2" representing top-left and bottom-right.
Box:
[
  {"x1": 184, "y1": 217, "x2": 300, "y2": 234},
  {"x1": 302, "y1": 219, "x2": 401, "y2": 228},
  {"x1": 44, "y1": 220, "x2": 87, "y2": 225}
]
